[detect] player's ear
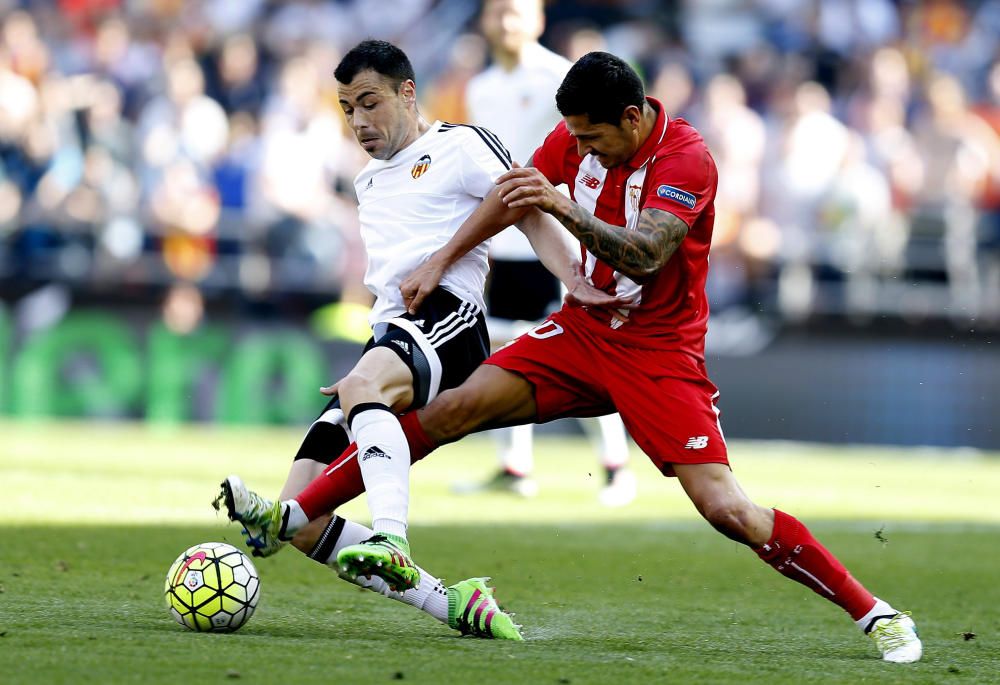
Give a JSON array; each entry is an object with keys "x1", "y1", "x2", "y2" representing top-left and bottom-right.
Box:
[
  {"x1": 399, "y1": 79, "x2": 417, "y2": 105},
  {"x1": 621, "y1": 104, "x2": 642, "y2": 131}
]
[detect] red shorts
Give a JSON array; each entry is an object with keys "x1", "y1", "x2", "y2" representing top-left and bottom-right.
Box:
[{"x1": 484, "y1": 308, "x2": 729, "y2": 476}]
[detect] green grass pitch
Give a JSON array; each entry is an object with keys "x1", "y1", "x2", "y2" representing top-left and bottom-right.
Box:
[{"x1": 1, "y1": 420, "x2": 998, "y2": 684}]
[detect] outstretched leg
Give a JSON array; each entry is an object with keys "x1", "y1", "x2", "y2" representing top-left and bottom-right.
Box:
[{"x1": 673, "y1": 462, "x2": 922, "y2": 663}]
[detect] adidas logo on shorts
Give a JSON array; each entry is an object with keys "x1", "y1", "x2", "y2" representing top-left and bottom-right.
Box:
[{"x1": 362, "y1": 446, "x2": 390, "y2": 461}]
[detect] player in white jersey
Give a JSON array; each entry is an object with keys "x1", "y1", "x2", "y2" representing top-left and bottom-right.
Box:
[
  {"x1": 215, "y1": 39, "x2": 618, "y2": 639},
  {"x1": 457, "y1": 0, "x2": 636, "y2": 505}
]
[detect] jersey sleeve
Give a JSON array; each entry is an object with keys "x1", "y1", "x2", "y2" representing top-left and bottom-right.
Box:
[
  {"x1": 642, "y1": 141, "x2": 718, "y2": 228},
  {"x1": 529, "y1": 121, "x2": 571, "y2": 186},
  {"x1": 459, "y1": 125, "x2": 513, "y2": 199}
]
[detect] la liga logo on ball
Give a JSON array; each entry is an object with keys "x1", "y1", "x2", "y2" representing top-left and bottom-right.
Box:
[{"x1": 164, "y1": 542, "x2": 260, "y2": 632}]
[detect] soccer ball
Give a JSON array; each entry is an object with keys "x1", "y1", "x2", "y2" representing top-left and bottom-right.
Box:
[{"x1": 164, "y1": 542, "x2": 260, "y2": 632}]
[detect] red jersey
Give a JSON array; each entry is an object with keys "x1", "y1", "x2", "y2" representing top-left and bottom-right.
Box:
[{"x1": 531, "y1": 97, "x2": 718, "y2": 359}]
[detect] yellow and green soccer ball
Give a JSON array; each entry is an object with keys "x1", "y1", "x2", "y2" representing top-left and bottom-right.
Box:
[{"x1": 164, "y1": 542, "x2": 260, "y2": 632}]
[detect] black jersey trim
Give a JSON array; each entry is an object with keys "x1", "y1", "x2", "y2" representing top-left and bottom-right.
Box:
[{"x1": 440, "y1": 122, "x2": 512, "y2": 169}]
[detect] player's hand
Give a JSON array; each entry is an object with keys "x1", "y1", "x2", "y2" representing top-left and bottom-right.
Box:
[
  {"x1": 400, "y1": 259, "x2": 445, "y2": 314},
  {"x1": 319, "y1": 380, "x2": 341, "y2": 396},
  {"x1": 496, "y1": 163, "x2": 562, "y2": 213},
  {"x1": 563, "y1": 265, "x2": 636, "y2": 323}
]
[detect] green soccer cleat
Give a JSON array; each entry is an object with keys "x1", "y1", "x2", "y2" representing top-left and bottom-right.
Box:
[
  {"x1": 337, "y1": 534, "x2": 421, "y2": 592},
  {"x1": 212, "y1": 475, "x2": 287, "y2": 558},
  {"x1": 866, "y1": 611, "x2": 922, "y2": 663},
  {"x1": 447, "y1": 577, "x2": 523, "y2": 640}
]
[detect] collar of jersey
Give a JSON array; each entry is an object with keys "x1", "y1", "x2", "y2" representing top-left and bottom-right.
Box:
[
  {"x1": 624, "y1": 97, "x2": 668, "y2": 170},
  {"x1": 368, "y1": 121, "x2": 442, "y2": 166}
]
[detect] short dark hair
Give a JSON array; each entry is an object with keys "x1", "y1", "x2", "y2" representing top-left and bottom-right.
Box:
[
  {"x1": 556, "y1": 52, "x2": 645, "y2": 125},
  {"x1": 334, "y1": 39, "x2": 415, "y2": 89}
]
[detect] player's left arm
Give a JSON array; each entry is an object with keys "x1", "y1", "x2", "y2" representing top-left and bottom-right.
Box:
[{"x1": 556, "y1": 205, "x2": 688, "y2": 281}]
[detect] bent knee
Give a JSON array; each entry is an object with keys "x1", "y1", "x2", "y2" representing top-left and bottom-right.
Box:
[{"x1": 699, "y1": 499, "x2": 765, "y2": 544}]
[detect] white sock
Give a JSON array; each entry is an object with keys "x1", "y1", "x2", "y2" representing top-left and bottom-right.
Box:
[
  {"x1": 350, "y1": 404, "x2": 411, "y2": 540},
  {"x1": 581, "y1": 414, "x2": 630, "y2": 470},
  {"x1": 306, "y1": 516, "x2": 449, "y2": 623},
  {"x1": 495, "y1": 425, "x2": 534, "y2": 476},
  {"x1": 855, "y1": 597, "x2": 896, "y2": 633},
  {"x1": 280, "y1": 500, "x2": 309, "y2": 538}
]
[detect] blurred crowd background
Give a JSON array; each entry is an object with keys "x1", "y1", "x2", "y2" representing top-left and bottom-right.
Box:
[{"x1": 2, "y1": 0, "x2": 1000, "y2": 334}]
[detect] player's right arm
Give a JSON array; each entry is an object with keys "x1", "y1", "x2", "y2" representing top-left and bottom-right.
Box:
[
  {"x1": 400, "y1": 186, "x2": 527, "y2": 313},
  {"x1": 399, "y1": 180, "x2": 631, "y2": 314}
]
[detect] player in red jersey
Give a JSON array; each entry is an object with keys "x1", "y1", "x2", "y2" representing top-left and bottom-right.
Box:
[{"x1": 233, "y1": 52, "x2": 922, "y2": 663}]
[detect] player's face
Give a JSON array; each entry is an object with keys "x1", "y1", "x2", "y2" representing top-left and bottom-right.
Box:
[
  {"x1": 338, "y1": 70, "x2": 416, "y2": 160},
  {"x1": 481, "y1": 0, "x2": 543, "y2": 53},
  {"x1": 563, "y1": 109, "x2": 641, "y2": 169}
]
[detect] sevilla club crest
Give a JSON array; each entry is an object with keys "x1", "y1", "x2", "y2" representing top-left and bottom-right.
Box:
[{"x1": 411, "y1": 154, "x2": 432, "y2": 179}]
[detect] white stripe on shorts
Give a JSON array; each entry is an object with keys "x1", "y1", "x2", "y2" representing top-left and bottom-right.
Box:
[{"x1": 384, "y1": 316, "x2": 444, "y2": 401}]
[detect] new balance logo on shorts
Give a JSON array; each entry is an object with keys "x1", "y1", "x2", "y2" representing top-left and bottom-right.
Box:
[
  {"x1": 362, "y1": 446, "x2": 390, "y2": 461},
  {"x1": 685, "y1": 436, "x2": 709, "y2": 449},
  {"x1": 391, "y1": 339, "x2": 410, "y2": 354}
]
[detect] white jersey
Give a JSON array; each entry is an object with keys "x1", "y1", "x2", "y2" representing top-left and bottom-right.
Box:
[
  {"x1": 466, "y1": 43, "x2": 570, "y2": 260},
  {"x1": 355, "y1": 120, "x2": 512, "y2": 327}
]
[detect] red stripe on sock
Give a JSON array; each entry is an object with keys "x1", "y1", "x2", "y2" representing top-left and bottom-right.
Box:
[
  {"x1": 400, "y1": 411, "x2": 435, "y2": 462},
  {"x1": 755, "y1": 509, "x2": 876, "y2": 621},
  {"x1": 295, "y1": 445, "x2": 362, "y2": 519},
  {"x1": 293, "y1": 413, "x2": 439, "y2": 521}
]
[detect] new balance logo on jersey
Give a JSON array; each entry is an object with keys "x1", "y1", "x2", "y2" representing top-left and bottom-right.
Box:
[
  {"x1": 362, "y1": 446, "x2": 390, "y2": 461},
  {"x1": 684, "y1": 436, "x2": 709, "y2": 449},
  {"x1": 581, "y1": 173, "x2": 601, "y2": 189},
  {"x1": 391, "y1": 339, "x2": 410, "y2": 354}
]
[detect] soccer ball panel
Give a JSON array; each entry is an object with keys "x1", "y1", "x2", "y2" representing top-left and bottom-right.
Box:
[
  {"x1": 246, "y1": 577, "x2": 260, "y2": 604},
  {"x1": 190, "y1": 584, "x2": 216, "y2": 608},
  {"x1": 231, "y1": 565, "x2": 251, "y2": 586},
  {"x1": 216, "y1": 563, "x2": 234, "y2": 588},
  {"x1": 183, "y1": 569, "x2": 205, "y2": 591},
  {"x1": 197, "y1": 593, "x2": 222, "y2": 617},
  {"x1": 192, "y1": 612, "x2": 214, "y2": 632}
]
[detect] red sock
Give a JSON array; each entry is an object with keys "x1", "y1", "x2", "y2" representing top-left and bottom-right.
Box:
[
  {"x1": 755, "y1": 509, "x2": 876, "y2": 620},
  {"x1": 294, "y1": 412, "x2": 437, "y2": 519}
]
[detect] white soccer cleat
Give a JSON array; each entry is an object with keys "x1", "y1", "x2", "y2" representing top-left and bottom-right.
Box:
[
  {"x1": 213, "y1": 475, "x2": 288, "y2": 558},
  {"x1": 867, "y1": 612, "x2": 922, "y2": 663},
  {"x1": 598, "y1": 466, "x2": 636, "y2": 507}
]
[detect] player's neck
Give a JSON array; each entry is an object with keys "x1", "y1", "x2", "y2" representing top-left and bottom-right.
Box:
[
  {"x1": 396, "y1": 115, "x2": 433, "y2": 154},
  {"x1": 637, "y1": 101, "x2": 658, "y2": 144},
  {"x1": 492, "y1": 44, "x2": 529, "y2": 72}
]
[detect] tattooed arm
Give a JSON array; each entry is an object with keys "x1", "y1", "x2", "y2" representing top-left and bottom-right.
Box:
[
  {"x1": 495, "y1": 166, "x2": 689, "y2": 280},
  {"x1": 555, "y1": 205, "x2": 688, "y2": 281}
]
